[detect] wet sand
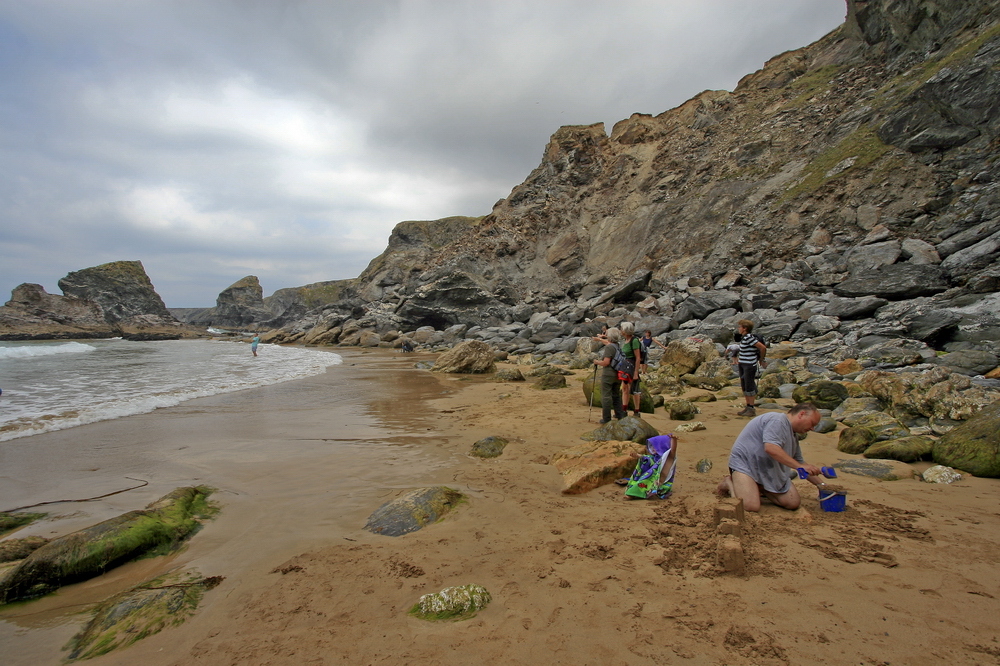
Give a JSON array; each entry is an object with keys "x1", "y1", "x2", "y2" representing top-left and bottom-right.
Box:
[{"x1": 3, "y1": 351, "x2": 1000, "y2": 665}]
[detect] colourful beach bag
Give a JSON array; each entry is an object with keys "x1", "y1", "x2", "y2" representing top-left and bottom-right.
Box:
[{"x1": 624, "y1": 434, "x2": 677, "y2": 499}]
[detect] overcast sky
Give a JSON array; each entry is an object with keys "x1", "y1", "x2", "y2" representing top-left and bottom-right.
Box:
[{"x1": 0, "y1": 1, "x2": 846, "y2": 307}]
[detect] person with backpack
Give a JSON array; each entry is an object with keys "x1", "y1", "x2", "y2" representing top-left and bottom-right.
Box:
[
  {"x1": 732, "y1": 319, "x2": 767, "y2": 417},
  {"x1": 592, "y1": 327, "x2": 628, "y2": 424},
  {"x1": 619, "y1": 322, "x2": 643, "y2": 416}
]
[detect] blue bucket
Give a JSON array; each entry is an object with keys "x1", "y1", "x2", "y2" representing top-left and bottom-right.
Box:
[{"x1": 818, "y1": 490, "x2": 847, "y2": 512}]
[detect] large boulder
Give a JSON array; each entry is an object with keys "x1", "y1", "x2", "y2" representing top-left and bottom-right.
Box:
[
  {"x1": 838, "y1": 427, "x2": 877, "y2": 454},
  {"x1": 580, "y1": 415, "x2": 659, "y2": 444},
  {"x1": 932, "y1": 402, "x2": 1000, "y2": 477},
  {"x1": 791, "y1": 381, "x2": 849, "y2": 410},
  {"x1": 0, "y1": 487, "x2": 212, "y2": 604},
  {"x1": 191, "y1": 276, "x2": 273, "y2": 328},
  {"x1": 363, "y1": 487, "x2": 464, "y2": 537},
  {"x1": 841, "y1": 411, "x2": 909, "y2": 441},
  {"x1": 657, "y1": 337, "x2": 719, "y2": 377},
  {"x1": 932, "y1": 350, "x2": 999, "y2": 376},
  {"x1": 834, "y1": 264, "x2": 950, "y2": 300},
  {"x1": 551, "y1": 440, "x2": 645, "y2": 494},
  {"x1": 859, "y1": 367, "x2": 1000, "y2": 421},
  {"x1": 672, "y1": 291, "x2": 741, "y2": 324},
  {"x1": 864, "y1": 436, "x2": 935, "y2": 463},
  {"x1": 432, "y1": 340, "x2": 496, "y2": 374}
]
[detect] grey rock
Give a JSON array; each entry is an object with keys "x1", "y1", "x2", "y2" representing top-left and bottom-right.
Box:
[
  {"x1": 932, "y1": 350, "x2": 999, "y2": 376},
  {"x1": 364, "y1": 487, "x2": 464, "y2": 537},
  {"x1": 834, "y1": 264, "x2": 950, "y2": 300},
  {"x1": 824, "y1": 295, "x2": 889, "y2": 320}
]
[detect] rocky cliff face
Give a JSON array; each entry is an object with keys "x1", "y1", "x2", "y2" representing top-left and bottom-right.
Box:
[
  {"x1": 58, "y1": 261, "x2": 174, "y2": 324},
  {"x1": 0, "y1": 261, "x2": 182, "y2": 340},
  {"x1": 264, "y1": 0, "x2": 1000, "y2": 351}
]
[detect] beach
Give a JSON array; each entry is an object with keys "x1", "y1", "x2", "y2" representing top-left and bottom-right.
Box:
[{"x1": 2, "y1": 349, "x2": 1000, "y2": 665}]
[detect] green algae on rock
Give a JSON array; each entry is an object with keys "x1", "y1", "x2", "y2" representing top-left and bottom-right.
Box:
[
  {"x1": 864, "y1": 436, "x2": 935, "y2": 463},
  {"x1": 470, "y1": 436, "x2": 508, "y2": 458},
  {"x1": 409, "y1": 584, "x2": 491, "y2": 621},
  {"x1": 0, "y1": 511, "x2": 46, "y2": 537},
  {"x1": 65, "y1": 572, "x2": 224, "y2": 661},
  {"x1": 0, "y1": 487, "x2": 215, "y2": 604},
  {"x1": 364, "y1": 487, "x2": 464, "y2": 537},
  {"x1": 932, "y1": 402, "x2": 1000, "y2": 477},
  {"x1": 580, "y1": 415, "x2": 658, "y2": 445},
  {"x1": 838, "y1": 426, "x2": 878, "y2": 454}
]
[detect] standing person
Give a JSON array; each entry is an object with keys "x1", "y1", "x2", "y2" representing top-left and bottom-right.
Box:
[
  {"x1": 717, "y1": 403, "x2": 826, "y2": 512},
  {"x1": 732, "y1": 319, "x2": 766, "y2": 417},
  {"x1": 251, "y1": 335, "x2": 260, "y2": 357},
  {"x1": 619, "y1": 322, "x2": 643, "y2": 416},
  {"x1": 593, "y1": 327, "x2": 627, "y2": 424}
]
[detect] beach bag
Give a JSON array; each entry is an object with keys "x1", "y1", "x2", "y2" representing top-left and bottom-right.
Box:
[{"x1": 624, "y1": 434, "x2": 677, "y2": 499}]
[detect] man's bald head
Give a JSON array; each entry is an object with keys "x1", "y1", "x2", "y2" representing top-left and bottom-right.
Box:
[{"x1": 787, "y1": 403, "x2": 821, "y2": 433}]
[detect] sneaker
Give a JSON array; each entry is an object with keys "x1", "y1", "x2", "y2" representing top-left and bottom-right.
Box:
[
  {"x1": 599, "y1": 418, "x2": 612, "y2": 424},
  {"x1": 742, "y1": 406, "x2": 756, "y2": 417}
]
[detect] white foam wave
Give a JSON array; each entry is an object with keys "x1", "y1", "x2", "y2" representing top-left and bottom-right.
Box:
[
  {"x1": 0, "y1": 342, "x2": 96, "y2": 360},
  {"x1": 0, "y1": 341, "x2": 343, "y2": 442}
]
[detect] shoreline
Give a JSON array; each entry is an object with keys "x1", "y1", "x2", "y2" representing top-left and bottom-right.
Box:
[{"x1": 2, "y1": 350, "x2": 1000, "y2": 665}]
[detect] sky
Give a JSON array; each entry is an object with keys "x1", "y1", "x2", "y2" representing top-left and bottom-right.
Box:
[{"x1": 0, "y1": 1, "x2": 847, "y2": 307}]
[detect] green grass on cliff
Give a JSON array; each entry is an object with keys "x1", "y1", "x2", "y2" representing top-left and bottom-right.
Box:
[
  {"x1": 783, "y1": 64, "x2": 845, "y2": 108},
  {"x1": 782, "y1": 126, "x2": 891, "y2": 201}
]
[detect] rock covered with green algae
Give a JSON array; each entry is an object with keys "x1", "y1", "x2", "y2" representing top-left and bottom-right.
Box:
[
  {"x1": 0, "y1": 486, "x2": 215, "y2": 604},
  {"x1": 470, "y1": 436, "x2": 508, "y2": 458},
  {"x1": 580, "y1": 415, "x2": 658, "y2": 444},
  {"x1": 838, "y1": 426, "x2": 877, "y2": 454},
  {"x1": 864, "y1": 436, "x2": 935, "y2": 463},
  {"x1": 932, "y1": 402, "x2": 1000, "y2": 477},
  {"x1": 364, "y1": 487, "x2": 464, "y2": 537},
  {"x1": 409, "y1": 584, "x2": 491, "y2": 621},
  {"x1": 66, "y1": 572, "x2": 224, "y2": 661},
  {"x1": 792, "y1": 380, "x2": 849, "y2": 410}
]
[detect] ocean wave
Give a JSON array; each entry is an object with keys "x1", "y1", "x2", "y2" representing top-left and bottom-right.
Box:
[
  {"x1": 0, "y1": 341, "x2": 343, "y2": 442},
  {"x1": 0, "y1": 342, "x2": 97, "y2": 360}
]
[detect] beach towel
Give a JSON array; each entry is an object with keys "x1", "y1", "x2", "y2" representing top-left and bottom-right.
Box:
[{"x1": 624, "y1": 434, "x2": 677, "y2": 499}]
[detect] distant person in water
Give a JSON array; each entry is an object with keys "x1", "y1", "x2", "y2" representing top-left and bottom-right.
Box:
[{"x1": 251, "y1": 335, "x2": 260, "y2": 357}]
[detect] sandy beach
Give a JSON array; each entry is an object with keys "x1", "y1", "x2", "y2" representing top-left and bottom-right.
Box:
[{"x1": 3, "y1": 349, "x2": 1000, "y2": 665}]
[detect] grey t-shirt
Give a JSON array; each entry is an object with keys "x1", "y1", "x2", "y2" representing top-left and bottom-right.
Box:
[{"x1": 728, "y1": 411, "x2": 804, "y2": 494}]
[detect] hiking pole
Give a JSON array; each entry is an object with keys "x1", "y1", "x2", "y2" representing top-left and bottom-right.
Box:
[{"x1": 588, "y1": 363, "x2": 597, "y2": 422}]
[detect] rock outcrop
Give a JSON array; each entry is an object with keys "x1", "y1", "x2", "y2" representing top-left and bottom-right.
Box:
[
  {"x1": 0, "y1": 261, "x2": 185, "y2": 340},
  {"x1": 187, "y1": 275, "x2": 274, "y2": 329}
]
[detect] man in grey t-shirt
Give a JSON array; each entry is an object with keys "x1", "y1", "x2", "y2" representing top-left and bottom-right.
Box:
[{"x1": 718, "y1": 403, "x2": 825, "y2": 512}]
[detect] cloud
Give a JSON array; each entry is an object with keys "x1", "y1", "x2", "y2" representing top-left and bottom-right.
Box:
[{"x1": 0, "y1": 0, "x2": 846, "y2": 306}]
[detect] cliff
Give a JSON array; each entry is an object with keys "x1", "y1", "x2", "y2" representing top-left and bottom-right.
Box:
[{"x1": 262, "y1": 0, "x2": 1000, "y2": 350}]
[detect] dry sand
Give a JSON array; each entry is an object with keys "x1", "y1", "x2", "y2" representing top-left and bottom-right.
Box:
[{"x1": 3, "y1": 350, "x2": 1000, "y2": 665}]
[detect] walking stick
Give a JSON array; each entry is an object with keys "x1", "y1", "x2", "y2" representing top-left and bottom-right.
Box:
[{"x1": 588, "y1": 363, "x2": 598, "y2": 422}]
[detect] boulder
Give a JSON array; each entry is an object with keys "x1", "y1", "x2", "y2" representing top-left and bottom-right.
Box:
[
  {"x1": 431, "y1": 340, "x2": 496, "y2": 374},
  {"x1": 838, "y1": 427, "x2": 877, "y2": 454},
  {"x1": 67, "y1": 572, "x2": 223, "y2": 661},
  {"x1": 533, "y1": 374, "x2": 567, "y2": 390},
  {"x1": 0, "y1": 487, "x2": 212, "y2": 604},
  {"x1": 933, "y1": 350, "x2": 999, "y2": 376},
  {"x1": 932, "y1": 402, "x2": 1000, "y2": 477},
  {"x1": 665, "y1": 399, "x2": 698, "y2": 421},
  {"x1": 841, "y1": 412, "x2": 910, "y2": 441},
  {"x1": 659, "y1": 337, "x2": 719, "y2": 377},
  {"x1": 580, "y1": 415, "x2": 659, "y2": 444},
  {"x1": 363, "y1": 487, "x2": 464, "y2": 537},
  {"x1": 834, "y1": 264, "x2": 950, "y2": 300},
  {"x1": 494, "y1": 368, "x2": 525, "y2": 382},
  {"x1": 832, "y1": 459, "x2": 916, "y2": 481},
  {"x1": 409, "y1": 584, "x2": 491, "y2": 621},
  {"x1": 834, "y1": 358, "x2": 864, "y2": 375},
  {"x1": 832, "y1": 397, "x2": 883, "y2": 421},
  {"x1": 791, "y1": 381, "x2": 849, "y2": 410},
  {"x1": 672, "y1": 290, "x2": 741, "y2": 324},
  {"x1": 859, "y1": 367, "x2": 1000, "y2": 421},
  {"x1": 864, "y1": 436, "x2": 935, "y2": 463},
  {"x1": 551, "y1": 440, "x2": 645, "y2": 494},
  {"x1": 191, "y1": 276, "x2": 273, "y2": 328},
  {"x1": 824, "y1": 295, "x2": 888, "y2": 319},
  {"x1": 814, "y1": 417, "x2": 838, "y2": 434},
  {"x1": 470, "y1": 436, "x2": 508, "y2": 458},
  {"x1": 922, "y1": 465, "x2": 962, "y2": 484}
]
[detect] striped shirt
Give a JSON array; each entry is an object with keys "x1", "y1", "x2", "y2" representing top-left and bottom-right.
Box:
[{"x1": 737, "y1": 333, "x2": 763, "y2": 364}]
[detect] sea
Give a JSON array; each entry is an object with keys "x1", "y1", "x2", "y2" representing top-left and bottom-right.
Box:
[{"x1": 0, "y1": 337, "x2": 343, "y2": 442}]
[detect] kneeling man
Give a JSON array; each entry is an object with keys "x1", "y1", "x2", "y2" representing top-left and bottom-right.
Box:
[{"x1": 719, "y1": 403, "x2": 824, "y2": 512}]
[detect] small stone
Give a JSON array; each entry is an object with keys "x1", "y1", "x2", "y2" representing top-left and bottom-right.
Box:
[
  {"x1": 695, "y1": 458, "x2": 713, "y2": 473},
  {"x1": 409, "y1": 584, "x2": 492, "y2": 621},
  {"x1": 675, "y1": 421, "x2": 706, "y2": 433},
  {"x1": 922, "y1": 465, "x2": 962, "y2": 484}
]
